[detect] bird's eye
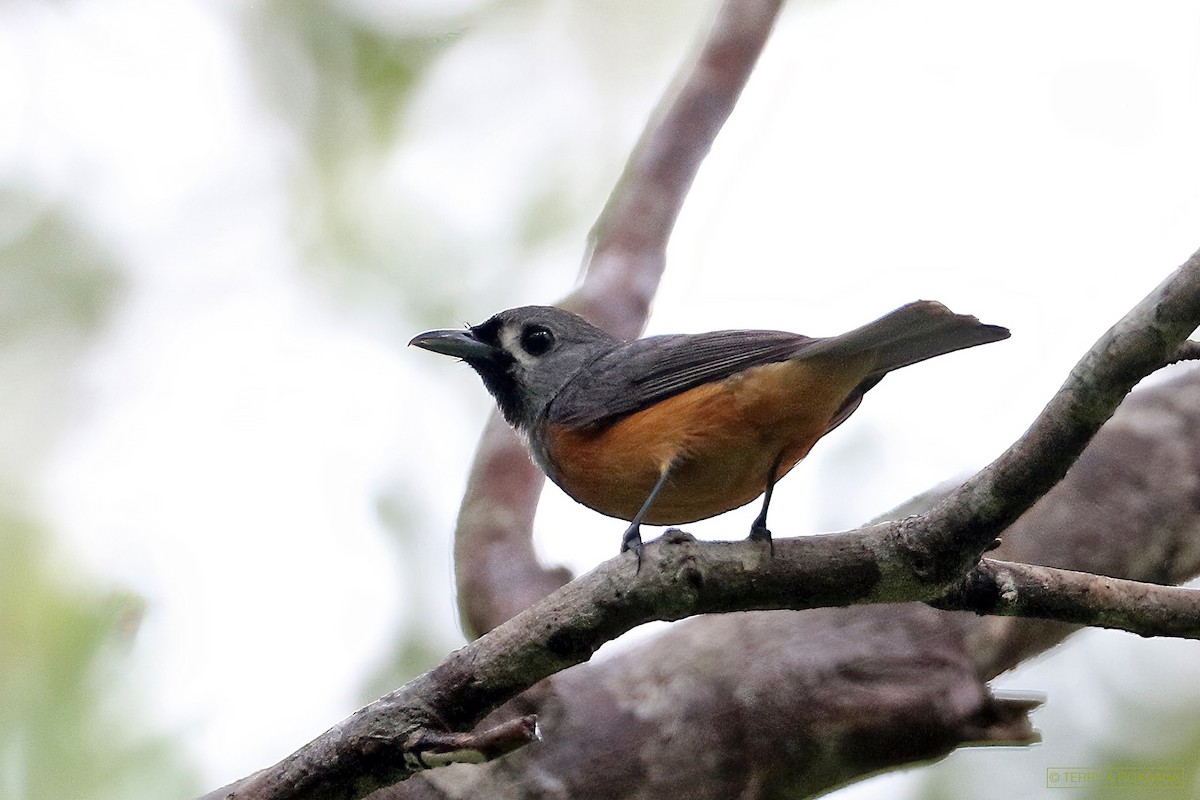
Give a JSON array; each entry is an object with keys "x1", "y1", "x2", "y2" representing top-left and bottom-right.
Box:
[{"x1": 519, "y1": 325, "x2": 555, "y2": 356}]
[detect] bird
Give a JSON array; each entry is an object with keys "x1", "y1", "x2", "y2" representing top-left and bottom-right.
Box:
[{"x1": 410, "y1": 301, "x2": 1008, "y2": 564}]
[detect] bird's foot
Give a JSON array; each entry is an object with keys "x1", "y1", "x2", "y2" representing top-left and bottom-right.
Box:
[
  {"x1": 747, "y1": 524, "x2": 775, "y2": 556},
  {"x1": 621, "y1": 523, "x2": 645, "y2": 572}
]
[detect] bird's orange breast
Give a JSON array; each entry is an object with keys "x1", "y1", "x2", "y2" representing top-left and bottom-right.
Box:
[{"x1": 538, "y1": 353, "x2": 876, "y2": 525}]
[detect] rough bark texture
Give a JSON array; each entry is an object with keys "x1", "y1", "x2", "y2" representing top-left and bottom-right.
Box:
[{"x1": 371, "y1": 368, "x2": 1200, "y2": 800}]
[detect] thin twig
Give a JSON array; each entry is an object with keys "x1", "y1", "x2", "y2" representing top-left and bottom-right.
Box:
[
  {"x1": 403, "y1": 715, "x2": 539, "y2": 770},
  {"x1": 1169, "y1": 339, "x2": 1200, "y2": 363}
]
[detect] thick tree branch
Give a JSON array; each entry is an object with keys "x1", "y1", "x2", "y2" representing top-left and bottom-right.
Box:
[
  {"x1": 205, "y1": 286, "x2": 1200, "y2": 799},
  {"x1": 202, "y1": 532, "x2": 966, "y2": 800},
  {"x1": 455, "y1": 0, "x2": 785, "y2": 638},
  {"x1": 387, "y1": 368, "x2": 1200, "y2": 800}
]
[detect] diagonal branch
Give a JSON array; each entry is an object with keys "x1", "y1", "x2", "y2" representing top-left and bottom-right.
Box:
[
  {"x1": 455, "y1": 0, "x2": 785, "y2": 639},
  {"x1": 379, "y1": 366, "x2": 1200, "y2": 800},
  {"x1": 203, "y1": 247, "x2": 1200, "y2": 800}
]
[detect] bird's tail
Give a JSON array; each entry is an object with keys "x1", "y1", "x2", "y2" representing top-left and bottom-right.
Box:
[{"x1": 817, "y1": 300, "x2": 1010, "y2": 375}]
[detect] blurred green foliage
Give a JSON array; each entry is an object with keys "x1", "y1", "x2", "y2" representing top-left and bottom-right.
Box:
[
  {"x1": 0, "y1": 512, "x2": 197, "y2": 800},
  {"x1": 0, "y1": 191, "x2": 120, "y2": 345},
  {"x1": 359, "y1": 491, "x2": 454, "y2": 700},
  {"x1": 0, "y1": 189, "x2": 198, "y2": 797},
  {"x1": 241, "y1": 0, "x2": 455, "y2": 154},
  {"x1": 237, "y1": 0, "x2": 474, "y2": 328},
  {"x1": 0, "y1": 189, "x2": 124, "y2": 485},
  {"x1": 233, "y1": 0, "x2": 703, "y2": 332}
]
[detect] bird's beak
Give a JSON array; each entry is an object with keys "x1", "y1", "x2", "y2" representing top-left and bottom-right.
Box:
[{"x1": 408, "y1": 328, "x2": 497, "y2": 361}]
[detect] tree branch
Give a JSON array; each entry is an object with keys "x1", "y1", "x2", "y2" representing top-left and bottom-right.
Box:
[
  {"x1": 203, "y1": 268, "x2": 1200, "y2": 798},
  {"x1": 935, "y1": 558, "x2": 1200, "y2": 639},
  {"x1": 383, "y1": 368, "x2": 1200, "y2": 800}
]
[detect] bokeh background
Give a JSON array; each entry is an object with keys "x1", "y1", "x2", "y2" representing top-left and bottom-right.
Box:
[{"x1": 3, "y1": 0, "x2": 1200, "y2": 798}]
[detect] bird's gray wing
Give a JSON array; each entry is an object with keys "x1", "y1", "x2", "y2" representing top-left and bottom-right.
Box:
[{"x1": 544, "y1": 330, "x2": 818, "y2": 427}]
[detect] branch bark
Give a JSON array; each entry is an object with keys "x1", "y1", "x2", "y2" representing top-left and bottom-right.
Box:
[
  {"x1": 935, "y1": 558, "x2": 1200, "y2": 639},
  {"x1": 384, "y1": 367, "x2": 1200, "y2": 800},
  {"x1": 204, "y1": 263, "x2": 1200, "y2": 799}
]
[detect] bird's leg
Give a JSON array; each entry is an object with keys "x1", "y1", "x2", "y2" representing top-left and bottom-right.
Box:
[
  {"x1": 748, "y1": 454, "x2": 784, "y2": 555},
  {"x1": 621, "y1": 465, "x2": 674, "y2": 570}
]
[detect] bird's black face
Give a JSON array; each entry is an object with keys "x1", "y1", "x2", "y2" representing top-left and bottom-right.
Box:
[{"x1": 409, "y1": 306, "x2": 619, "y2": 428}]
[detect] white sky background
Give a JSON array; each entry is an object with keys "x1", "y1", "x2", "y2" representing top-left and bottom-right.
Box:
[{"x1": 3, "y1": 0, "x2": 1200, "y2": 794}]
